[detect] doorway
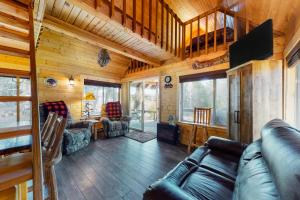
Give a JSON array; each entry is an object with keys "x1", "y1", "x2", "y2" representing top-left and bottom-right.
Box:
[{"x1": 129, "y1": 77, "x2": 159, "y2": 133}]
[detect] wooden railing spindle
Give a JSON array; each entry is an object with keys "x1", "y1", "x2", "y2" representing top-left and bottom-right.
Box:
[
  {"x1": 161, "y1": 1, "x2": 164, "y2": 48},
  {"x1": 189, "y1": 22, "x2": 192, "y2": 58},
  {"x1": 170, "y1": 11, "x2": 173, "y2": 53},
  {"x1": 149, "y1": 0, "x2": 152, "y2": 40},
  {"x1": 214, "y1": 11, "x2": 217, "y2": 52},
  {"x1": 132, "y1": 0, "x2": 136, "y2": 32},
  {"x1": 174, "y1": 15, "x2": 177, "y2": 56},
  {"x1": 182, "y1": 23, "x2": 185, "y2": 59},
  {"x1": 122, "y1": 0, "x2": 126, "y2": 25},
  {"x1": 223, "y1": 11, "x2": 227, "y2": 47},
  {"x1": 166, "y1": 5, "x2": 169, "y2": 51},
  {"x1": 205, "y1": 15, "x2": 208, "y2": 54},
  {"x1": 197, "y1": 17, "x2": 200, "y2": 55},
  {"x1": 141, "y1": 0, "x2": 145, "y2": 37},
  {"x1": 155, "y1": 0, "x2": 158, "y2": 44}
]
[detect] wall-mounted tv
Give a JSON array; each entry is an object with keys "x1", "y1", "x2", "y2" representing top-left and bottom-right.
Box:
[{"x1": 229, "y1": 19, "x2": 273, "y2": 68}]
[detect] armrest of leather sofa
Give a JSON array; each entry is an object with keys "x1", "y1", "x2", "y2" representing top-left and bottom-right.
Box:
[
  {"x1": 206, "y1": 136, "x2": 246, "y2": 157},
  {"x1": 144, "y1": 180, "x2": 195, "y2": 200}
]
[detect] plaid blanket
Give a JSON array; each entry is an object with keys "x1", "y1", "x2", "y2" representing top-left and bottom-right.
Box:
[
  {"x1": 106, "y1": 101, "x2": 122, "y2": 119},
  {"x1": 42, "y1": 101, "x2": 68, "y2": 118}
]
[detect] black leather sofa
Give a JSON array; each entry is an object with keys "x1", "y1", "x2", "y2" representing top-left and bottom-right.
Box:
[{"x1": 144, "y1": 119, "x2": 300, "y2": 200}]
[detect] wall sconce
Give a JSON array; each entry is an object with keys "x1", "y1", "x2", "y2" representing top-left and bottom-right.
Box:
[{"x1": 69, "y1": 75, "x2": 75, "y2": 86}]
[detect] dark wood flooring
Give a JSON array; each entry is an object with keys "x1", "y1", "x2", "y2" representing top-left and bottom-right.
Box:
[{"x1": 55, "y1": 137, "x2": 188, "y2": 200}]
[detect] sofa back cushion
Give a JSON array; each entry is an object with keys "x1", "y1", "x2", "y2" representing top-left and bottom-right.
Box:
[
  {"x1": 233, "y1": 155, "x2": 280, "y2": 200},
  {"x1": 106, "y1": 101, "x2": 122, "y2": 119},
  {"x1": 261, "y1": 119, "x2": 300, "y2": 200}
]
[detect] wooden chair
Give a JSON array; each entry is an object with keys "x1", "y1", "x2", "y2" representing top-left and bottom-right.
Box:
[
  {"x1": 42, "y1": 116, "x2": 66, "y2": 200},
  {"x1": 41, "y1": 112, "x2": 58, "y2": 147},
  {"x1": 188, "y1": 108, "x2": 212, "y2": 153}
]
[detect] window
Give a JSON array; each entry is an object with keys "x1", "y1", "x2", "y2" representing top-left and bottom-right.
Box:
[
  {"x1": 180, "y1": 78, "x2": 228, "y2": 126},
  {"x1": 0, "y1": 76, "x2": 31, "y2": 128},
  {"x1": 84, "y1": 81, "x2": 120, "y2": 116}
]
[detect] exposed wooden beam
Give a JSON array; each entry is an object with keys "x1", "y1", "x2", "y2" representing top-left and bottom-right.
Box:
[{"x1": 43, "y1": 15, "x2": 161, "y2": 66}]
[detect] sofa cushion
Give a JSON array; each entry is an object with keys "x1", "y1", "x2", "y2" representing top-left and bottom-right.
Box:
[
  {"x1": 238, "y1": 139, "x2": 262, "y2": 174},
  {"x1": 232, "y1": 155, "x2": 280, "y2": 200},
  {"x1": 181, "y1": 167, "x2": 234, "y2": 200},
  {"x1": 186, "y1": 146, "x2": 210, "y2": 165},
  {"x1": 199, "y1": 150, "x2": 240, "y2": 181},
  {"x1": 261, "y1": 119, "x2": 300, "y2": 200}
]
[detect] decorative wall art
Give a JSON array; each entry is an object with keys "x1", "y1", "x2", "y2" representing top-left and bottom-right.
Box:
[
  {"x1": 192, "y1": 52, "x2": 229, "y2": 70},
  {"x1": 98, "y1": 48, "x2": 111, "y2": 67},
  {"x1": 44, "y1": 77, "x2": 57, "y2": 88}
]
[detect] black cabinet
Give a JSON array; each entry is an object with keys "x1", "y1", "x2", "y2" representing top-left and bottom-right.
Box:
[{"x1": 157, "y1": 123, "x2": 179, "y2": 145}]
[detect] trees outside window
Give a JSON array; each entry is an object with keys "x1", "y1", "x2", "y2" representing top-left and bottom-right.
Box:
[{"x1": 180, "y1": 78, "x2": 228, "y2": 126}]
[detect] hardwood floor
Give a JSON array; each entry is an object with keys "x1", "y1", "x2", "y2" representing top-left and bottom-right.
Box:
[{"x1": 55, "y1": 137, "x2": 188, "y2": 200}]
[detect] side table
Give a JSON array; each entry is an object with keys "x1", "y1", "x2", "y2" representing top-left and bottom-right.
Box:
[{"x1": 80, "y1": 119, "x2": 104, "y2": 140}]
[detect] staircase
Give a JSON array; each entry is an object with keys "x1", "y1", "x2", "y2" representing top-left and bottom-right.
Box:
[{"x1": 0, "y1": 0, "x2": 43, "y2": 199}]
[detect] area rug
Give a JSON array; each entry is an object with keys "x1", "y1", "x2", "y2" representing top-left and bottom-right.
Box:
[{"x1": 125, "y1": 130, "x2": 157, "y2": 143}]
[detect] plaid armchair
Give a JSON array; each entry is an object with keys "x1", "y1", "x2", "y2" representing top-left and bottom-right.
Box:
[
  {"x1": 40, "y1": 101, "x2": 93, "y2": 155},
  {"x1": 102, "y1": 102, "x2": 131, "y2": 138}
]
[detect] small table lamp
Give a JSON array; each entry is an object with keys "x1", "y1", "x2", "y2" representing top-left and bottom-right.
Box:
[{"x1": 84, "y1": 92, "x2": 96, "y2": 118}]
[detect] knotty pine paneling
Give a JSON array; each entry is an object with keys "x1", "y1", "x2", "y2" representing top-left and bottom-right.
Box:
[{"x1": 36, "y1": 29, "x2": 129, "y2": 120}]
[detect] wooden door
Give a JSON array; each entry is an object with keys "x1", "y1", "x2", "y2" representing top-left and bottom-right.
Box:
[
  {"x1": 239, "y1": 65, "x2": 253, "y2": 144},
  {"x1": 228, "y1": 70, "x2": 240, "y2": 141}
]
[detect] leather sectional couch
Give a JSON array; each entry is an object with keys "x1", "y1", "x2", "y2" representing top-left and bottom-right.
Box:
[{"x1": 144, "y1": 119, "x2": 300, "y2": 200}]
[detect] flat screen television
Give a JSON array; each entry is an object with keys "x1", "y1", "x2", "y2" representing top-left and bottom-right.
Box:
[{"x1": 229, "y1": 19, "x2": 273, "y2": 68}]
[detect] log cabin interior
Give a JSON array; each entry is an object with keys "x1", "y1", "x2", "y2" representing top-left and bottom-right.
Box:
[{"x1": 0, "y1": 0, "x2": 300, "y2": 199}]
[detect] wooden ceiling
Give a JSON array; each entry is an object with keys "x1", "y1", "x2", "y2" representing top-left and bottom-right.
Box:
[{"x1": 44, "y1": 0, "x2": 177, "y2": 64}]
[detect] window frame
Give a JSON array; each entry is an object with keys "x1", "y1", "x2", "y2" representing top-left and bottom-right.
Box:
[
  {"x1": 83, "y1": 84, "x2": 121, "y2": 116},
  {"x1": 179, "y1": 78, "x2": 228, "y2": 127}
]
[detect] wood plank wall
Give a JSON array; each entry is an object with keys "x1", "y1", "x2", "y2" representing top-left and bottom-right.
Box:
[{"x1": 36, "y1": 29, "x2": 126, "y2": 120}]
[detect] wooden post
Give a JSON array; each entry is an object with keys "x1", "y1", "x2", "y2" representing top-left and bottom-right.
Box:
[
  {"x1": 109, "y1": 0, "x2": 115, "y2": 18},
  {"x1": 29, "y1": 2, "x2": 43, "y2": 199},
  {"x1": 205, "y1": 15, "x2": 208, "y2": 54},
  {"x1": 141, "y1": 0, "x2": 145, "y2": 37},
  {"x1": 197, "y1": 17, "x2": 200, "y2": 55},
  {"x1": 132, "y1": 0, "x2": 136, "y2": 32},
  {"x1": 182, "y1": 23, "x2": 186, "y2": 60},
  {"x1": 214, "y1": 11, "x2": 217, "y2": 52},
  {"x1": 174, "y1": 15, "x2": 177, "y2": 56},
  {"x1": 161, "y1": 1, "x2": 164, "y2": 48},
  {"x1": 170, "y1": 11, "x2": 173, "y2": 53},
  {"x1": 166, "y1": 5, "x2": 169, "y2": 51},
  {"x1": 149, "y1": 0, "x2": 152, "y2": 40},
  {"x1": 234, "y1": 13, "x2": 237, "y2": 42},
  {"x1": 189, "y1": 22, "x2": 192, "y2": 58},
  {"x1": 155, "y1": 0, "x2": 158, "y2": 44},
  {"x1": 122, "y1": 0, "x2": 126, "y2": 25},
  {"x1": 223, "y1": 12, "x2": 227, "y2": 47},
  {"x1": 178, "y1": 22, "x2": 181, "y2": 57}
]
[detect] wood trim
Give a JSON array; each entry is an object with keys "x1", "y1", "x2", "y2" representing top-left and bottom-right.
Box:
[
  {"x1": 246, "y1": 20, "x2": 249, "y2": 34},
  {"x1": 179, "y1": 69, "x2": 227, "y2": 83},
  {"x1": 43, "y1": 15, "x2": 161, "y2": 66},
  {"x1": 0, "y1": 126, "x2": 31, "y2": 140},
  {"x1": 84, "y1": 79, "x2": 121, "y2": 88},
  {"x1": 0, "y1": 68, "x2": 30, "y2": 77},
  {"x1": 0, "y1": 96, "x2": 31, "y2": 102}
]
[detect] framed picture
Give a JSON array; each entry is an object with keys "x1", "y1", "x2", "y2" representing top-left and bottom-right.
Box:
[{"x1": 44, "y1": 77, "x2": 57, "y2": 88}]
